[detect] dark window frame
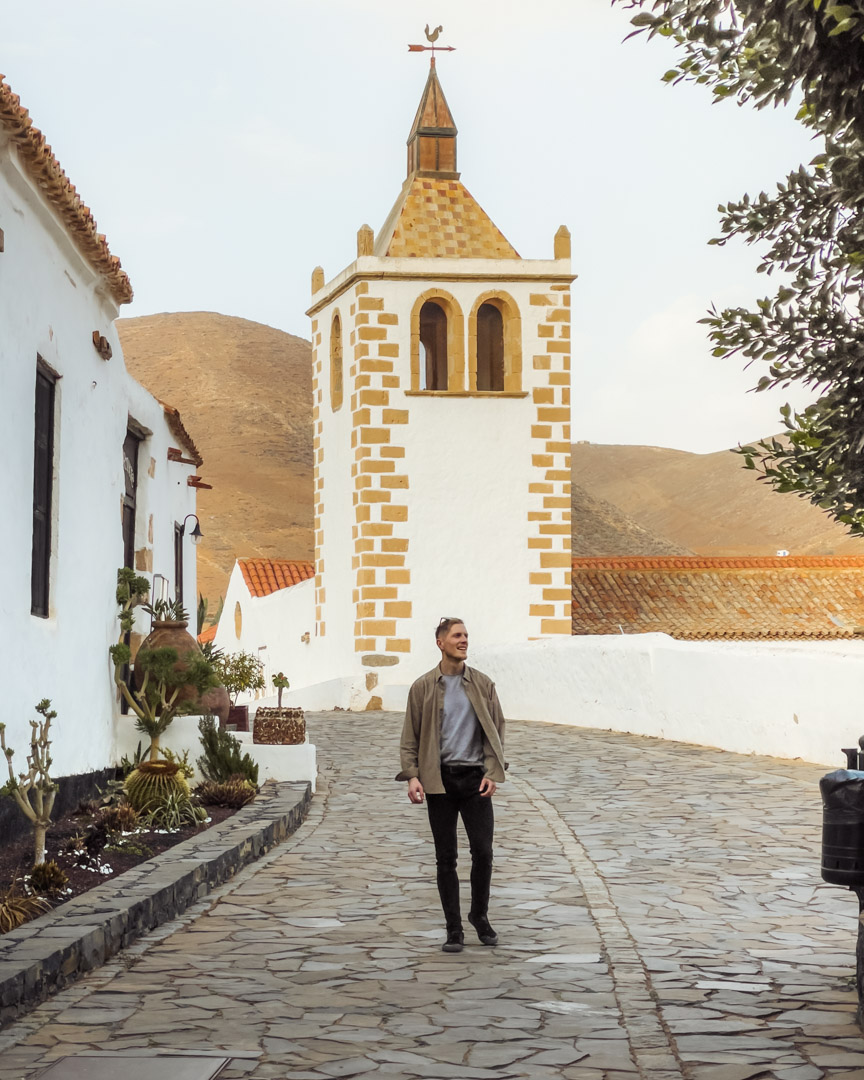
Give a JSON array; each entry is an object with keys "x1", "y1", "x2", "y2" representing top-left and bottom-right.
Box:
[{"x1": 31, "y1": 359, "x2": 57, "y2": 618}]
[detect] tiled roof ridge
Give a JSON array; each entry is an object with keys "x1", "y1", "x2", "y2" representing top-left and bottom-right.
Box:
[
  {"x1": 572, "y1": 555, "x2": 864, "y2": 570},
  {"x1": 157, "y1": 400, "x2": 203, "y2": 468},
  {"x1": 238, "y1": 558, "x2": 315, "y2": 598},
  {"x1": 0, "y1": 75, "x2": 133, "y2": 305}
]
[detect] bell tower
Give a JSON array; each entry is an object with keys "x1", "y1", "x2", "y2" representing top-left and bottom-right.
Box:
[{"x1": 308, "y1": 55, "x2": 574, "y2": 692}]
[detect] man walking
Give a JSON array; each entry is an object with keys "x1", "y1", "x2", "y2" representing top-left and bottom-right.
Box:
[{"x1": 397, "y1": 617, "x2": 507, "y2": 953}]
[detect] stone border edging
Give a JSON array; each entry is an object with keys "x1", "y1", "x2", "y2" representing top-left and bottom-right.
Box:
[{"x1": 0, "y1": 780, "x2": 311, "y2": 1028}]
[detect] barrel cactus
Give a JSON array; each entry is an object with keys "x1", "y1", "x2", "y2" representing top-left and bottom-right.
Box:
[{"x1": 124, "y1": 760, "x2": 189, "y2": 813}]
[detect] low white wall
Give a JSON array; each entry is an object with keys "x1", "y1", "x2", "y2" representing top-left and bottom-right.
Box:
[
  {"x1": 470, "y1": 634, "x2": 864, "y2": 768},
  {"x1": 114, "y1": 711, "x2": 317, "y2": 791}
]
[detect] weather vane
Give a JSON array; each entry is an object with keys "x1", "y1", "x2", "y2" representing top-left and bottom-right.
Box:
[{"x1": 408, "y1": 24, "x2": 456, "y2": 59}]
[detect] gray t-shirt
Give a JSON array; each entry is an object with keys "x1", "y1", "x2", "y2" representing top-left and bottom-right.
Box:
[{"x1": 440, "y1": 674, "x2": 484, "y2": 765}]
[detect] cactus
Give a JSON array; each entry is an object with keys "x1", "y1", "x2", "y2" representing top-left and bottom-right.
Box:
[
  {"x1": 197, "y1": 716, "x2": 259, "y2": 785},
  {"x1": 0, "y1": 700, "x2": 58, "y2": 865},
  {"x1": 272, "y1": 672, "x2": 290, "y2": 709},
  {"x1": 124, "y1": 760, "x2": 190, "y2": 813}
]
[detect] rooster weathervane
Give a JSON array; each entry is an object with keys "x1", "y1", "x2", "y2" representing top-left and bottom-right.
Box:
[{"x1": 408, "y1": 24, "x2": 456, "y2": 57}]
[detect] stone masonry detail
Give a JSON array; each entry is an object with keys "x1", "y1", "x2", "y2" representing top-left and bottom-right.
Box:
[
  {"x1": 311, "y1": 317, "x2": 326, "y2": 636},
  {"x1": 528, "y1": 286, "x2": 572, "y2": 635},
  {"x1": 349, "y1": 283, "x2": 411, "y2": 661}
]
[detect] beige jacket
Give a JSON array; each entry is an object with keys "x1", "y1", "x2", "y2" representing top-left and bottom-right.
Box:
[{"x1": 396, "y1": 664, "x2": 507, "y2": 794}]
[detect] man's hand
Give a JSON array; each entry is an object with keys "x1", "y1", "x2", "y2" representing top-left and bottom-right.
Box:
[
  {"x1": 408, "y1": 778, "x2": 425, "y2": 804},
  {"x1": 479, "y1": 777, "x2": 497, "y2": 797}
]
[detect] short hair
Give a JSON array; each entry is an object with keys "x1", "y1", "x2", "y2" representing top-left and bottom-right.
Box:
[{"x1": 435, "y1": 616, "x2": 465, "y2": 641}]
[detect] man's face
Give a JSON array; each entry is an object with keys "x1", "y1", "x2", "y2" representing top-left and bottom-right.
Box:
[{"x1": 438, "y1": 622, "x2": 468, "y2": 662}]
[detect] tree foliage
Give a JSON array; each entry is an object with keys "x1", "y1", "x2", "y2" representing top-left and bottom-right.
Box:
[{"x1": 620, "y1": 0, "x2": 864, "y2": 531}]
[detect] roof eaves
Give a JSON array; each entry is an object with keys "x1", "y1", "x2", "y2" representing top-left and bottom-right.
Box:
[{"x1": 0, "y1": 75, "x2": 133, "y2": 305}]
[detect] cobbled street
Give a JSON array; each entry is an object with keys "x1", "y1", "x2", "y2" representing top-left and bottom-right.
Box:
[{"x1": 0, "y1": 711, "x2": 862, "y2": 1080}]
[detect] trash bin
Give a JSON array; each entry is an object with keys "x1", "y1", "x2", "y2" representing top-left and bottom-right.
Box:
[{"x1": 821, "y1": 768, "x2": 864, "y2": 886}]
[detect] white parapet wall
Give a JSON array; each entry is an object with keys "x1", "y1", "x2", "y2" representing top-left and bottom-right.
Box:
[
  {"x1": 471, "y1": 633, "x2": 864, "y2": 767},
  {"x1": 116, "y1": 712, "x2": 317, "y2": 792}
]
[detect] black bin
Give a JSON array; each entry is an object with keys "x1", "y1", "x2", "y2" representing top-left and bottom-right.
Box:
[{"x1": 821, "y1": 769, "x2": 864, "y2": 886}]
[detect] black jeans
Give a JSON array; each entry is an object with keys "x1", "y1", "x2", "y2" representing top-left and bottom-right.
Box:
[{"x1": 426, "y1": 764, "x2": 494, "y2": 931}]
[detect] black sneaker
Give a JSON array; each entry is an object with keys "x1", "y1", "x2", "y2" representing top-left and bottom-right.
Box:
[
  {"x1": 468, "y1": 913, "x2": 499, "y2": 946},
  {"x1": 441, "y1": 929, "x2": 464, "y2": 953}
]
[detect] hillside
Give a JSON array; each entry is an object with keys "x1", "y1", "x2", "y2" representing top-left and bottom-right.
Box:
[
  {"x1": 571, "y1": 441, "x2": 864, "y2": 557},
  {"x1": 118, "y1": 312, "x2": 313, "y2": 602},
  {"x1": 119, "y1": 312, "x2": 864, "y2": 602}
]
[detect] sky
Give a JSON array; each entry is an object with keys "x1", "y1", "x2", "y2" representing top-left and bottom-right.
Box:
[{"x1": 4, "y1": 1, "x2": 819, "y2": 453}]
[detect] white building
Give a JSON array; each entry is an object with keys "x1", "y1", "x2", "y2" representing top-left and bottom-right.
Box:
[
  {"x1": 0, "y1": 76, "x2": 203, "y2": 781},
  {"x1": 216, "y1": 60, "x2": 574, "y2": 709}
]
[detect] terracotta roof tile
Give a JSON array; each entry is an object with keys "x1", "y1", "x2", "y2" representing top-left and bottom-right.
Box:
[
  {"x1": 377, "y1": 177, "x2": 519, "y2": 259},
  {"x1": 571, "y1": 556, "x2": 864, "y2": 640},
  {"x1": 239, "y1": 558, "x2": 315, "y2": 598},
  {"x1": 0, "y1": 75, "x2": 132, "y2": 304},
  {"x1": 158, "y1": 400, "x2": 203, "y2": 468}
]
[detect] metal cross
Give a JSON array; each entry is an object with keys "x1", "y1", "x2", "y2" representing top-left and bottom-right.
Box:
[{"x1": 408, "y1": 24, "x2": 456, "y2": 57}]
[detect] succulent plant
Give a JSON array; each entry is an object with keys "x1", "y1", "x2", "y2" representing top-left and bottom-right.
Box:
[
  {"x1": 0, "y1": 885, "x2": 50, "y2": 933},
  {"x1": 124, "y1": 760, "x2": 190, "y2": 813},
  {"x1": 91, "y1": 804, "x2": 140, "y2": 836},
  {"x1": 195, "y1": 777, "x2": 257, "y2": 808},
  {"x1": 29, "y1": 860, "x2": 69, "y2": 896}
]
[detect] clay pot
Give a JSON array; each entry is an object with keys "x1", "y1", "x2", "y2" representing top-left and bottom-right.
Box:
[
  {"x1": 200, "y1": 684, "x2": 230, "y2": 724},
  {"x1": 225, "y1": 704, "x2": 250, "y2": 732},
  {"x1": 133, "y1": 620, "x2": 227, "y2": 717}
]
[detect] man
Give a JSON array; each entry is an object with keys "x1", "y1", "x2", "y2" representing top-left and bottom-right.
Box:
[{"x1": 397, "y1": 617, "x2": 507, "y2": 953}]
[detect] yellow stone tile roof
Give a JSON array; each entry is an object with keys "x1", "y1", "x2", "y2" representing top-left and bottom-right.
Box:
[
  {"x1": 376, "y1": 176, "x2": 519, "y2": 259},
  {"x1": 0, "y1": 75, "x2": 133, "y2": 305}
]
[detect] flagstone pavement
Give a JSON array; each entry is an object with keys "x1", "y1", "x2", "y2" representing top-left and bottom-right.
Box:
[{"x1": 1, "y1": 710, "x2": 863, "y2": 1080}]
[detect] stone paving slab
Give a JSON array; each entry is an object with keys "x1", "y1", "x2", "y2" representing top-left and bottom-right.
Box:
[
  {"x1": 0, "y1": 781, "x2": 310, "y2": 1029},
  {"x1": 0, "y1": 713, "x2": 862, "y2": 1079}
]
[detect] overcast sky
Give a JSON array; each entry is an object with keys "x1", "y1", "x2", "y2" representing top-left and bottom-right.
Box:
[{"x1": 5, "y1": 1, "x2": 817, "y2": 453}]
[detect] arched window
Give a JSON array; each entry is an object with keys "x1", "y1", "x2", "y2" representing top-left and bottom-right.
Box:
[
  {"x1": 476, "y1": 303, "x2": 505, "y2": 391},
  {"x1": 468, "y1": 292, "x2": 522, "y2": 393},
  {"x1": 330, "y1": 311, "x2": 343, "y2": 411},
  {"x1": 419, "y1": 301, "x2": 448, "y2": 391}
]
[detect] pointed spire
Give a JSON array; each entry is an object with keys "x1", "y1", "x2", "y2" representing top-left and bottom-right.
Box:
[{"x1": 406, "y1": 59, "x2": 459, "y2": 180}]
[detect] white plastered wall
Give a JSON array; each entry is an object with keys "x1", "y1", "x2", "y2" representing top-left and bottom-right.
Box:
[
  {"x1": 308, "y1": 257, "x2": 572, "y2": 689},
  {"x1": 0, "y1": 137, "x2": 198, "y2": 778},
  {"x1": 470, "y1": 634, "x2": 864, "y2": 767}
]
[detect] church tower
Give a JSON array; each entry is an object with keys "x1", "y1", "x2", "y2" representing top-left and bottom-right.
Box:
[{"x1": 308, "y1": 58, "x2": 573, "y2": 689}]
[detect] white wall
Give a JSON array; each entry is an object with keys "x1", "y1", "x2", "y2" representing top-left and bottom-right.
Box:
[
  {"x1": 471, "y1": 634, "x2": 864, "y2": 768},
  {"x1": 0, "y1": 137, "x2": 198, "y2": 779}
]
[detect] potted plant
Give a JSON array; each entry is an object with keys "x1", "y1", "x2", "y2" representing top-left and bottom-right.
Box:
[
  {"x1": 213, "y1": 650, "x2": 266, "y2": 731},
  {"x1": 111, "y1": 570, "x2": 224, "y2": 759},
  {"x1": 254, "y1": 671, "x2": 306, "y2": 745}
]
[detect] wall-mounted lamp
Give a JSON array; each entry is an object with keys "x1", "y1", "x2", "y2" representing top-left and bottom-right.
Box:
[{"x1": 180, "y1": 513, "x2": 203, "y2": 545}]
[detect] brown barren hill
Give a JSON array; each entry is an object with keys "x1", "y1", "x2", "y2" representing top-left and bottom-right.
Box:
[
  {"x1": 571, "y1": 441, "x2": 864, "y2": 557},
  {"x1": 118, "y1": 312, "x2": 313, "y2": 602}
]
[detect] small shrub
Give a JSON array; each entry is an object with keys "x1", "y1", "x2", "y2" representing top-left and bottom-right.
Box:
[
  {"x1": 195, "y1": 777, "x2": 257, "y2": 808},
  {"x1": 143, "y1": 790, "x2": 207, "y2": 831},
  {"x1": 91, "y1": 804, "x2": 139, "y2": 836},
  {"x1": 72, "y1": 799, "x2": 101, "y2": 819},
  {"x1": 29, "y1": 860, "x2": 69, "y2": 896},
  {"x1": 106, "y1": 836, "x2": 153, "y2": 858},
  {"x1": 198, "y1": 716, "x2": 259, "y2": 785},
  {"x1": 118, "y1": 742, "x2": 145, "y2": 779},
  {"x1": 161, "y1": 747, "x2": 195, "y2": 779},
  {"x1": 0, "y1": 885, "x2": 50, "y2": 933}
]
